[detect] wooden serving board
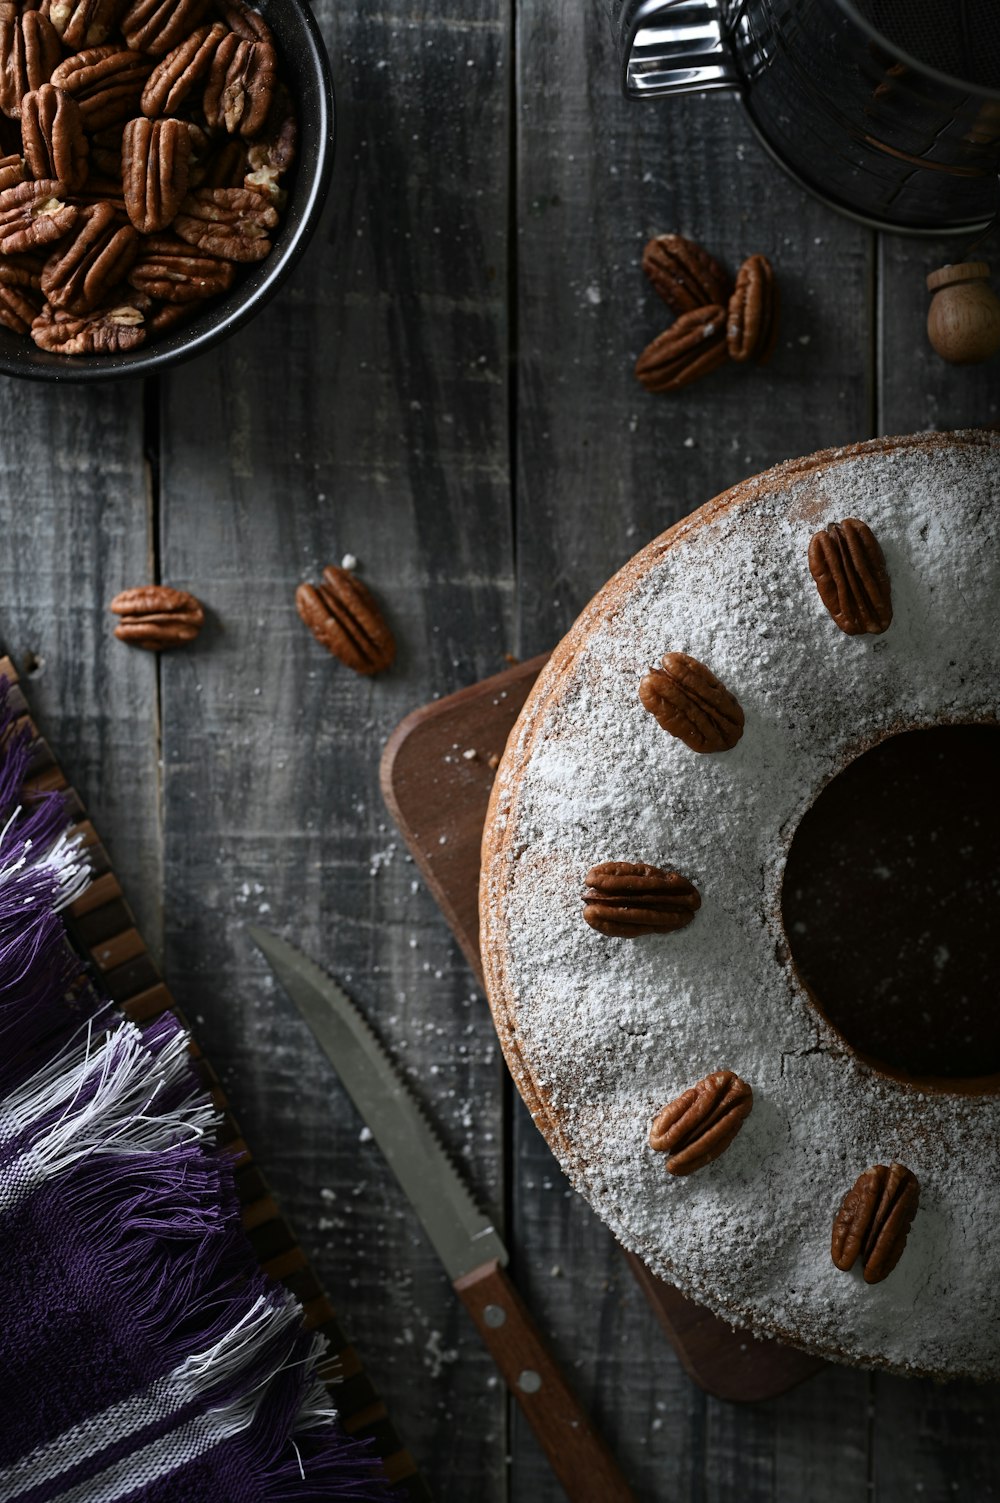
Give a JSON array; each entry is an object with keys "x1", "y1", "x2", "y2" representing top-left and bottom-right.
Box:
[
  {"x1": 380, "y1": 656, "x2": 826, "y2": 1404},
  {"x1": 2, "y1": 656, "x2": 431, "y2": 1502}
]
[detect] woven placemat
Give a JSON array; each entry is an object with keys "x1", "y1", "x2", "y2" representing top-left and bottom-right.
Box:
[{"x1": 2, "y1": 654, "x2": 430, "y2": 1502}]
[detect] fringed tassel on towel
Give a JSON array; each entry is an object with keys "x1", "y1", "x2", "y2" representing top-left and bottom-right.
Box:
[
  {"x1": 255, "y1": 1368, "x2": 399, "y2": 1502},
  {"x1": 0, "y1": 677, "x2": 397, "y2": 1502},
  {"x1": 0, "y1": 682, "x2": 91, "y2": 1067},
  {"x1": 0, "y1": 1013, "x2": 212, "y2": 1201}
]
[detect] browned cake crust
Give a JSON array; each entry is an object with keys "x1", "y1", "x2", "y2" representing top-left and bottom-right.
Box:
[{"x1": 479, "y1": 429, "x2": 1000, "y2": 1378}]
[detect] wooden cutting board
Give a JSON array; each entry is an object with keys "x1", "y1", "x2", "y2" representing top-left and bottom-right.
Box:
[{"x1": 380, "y1": 655, "x2": 825, "y2": 1404}]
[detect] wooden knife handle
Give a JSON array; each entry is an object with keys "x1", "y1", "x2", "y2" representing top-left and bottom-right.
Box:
[{"x1": 454, "y1": 1259, "x2": 635, "y2": 1502}]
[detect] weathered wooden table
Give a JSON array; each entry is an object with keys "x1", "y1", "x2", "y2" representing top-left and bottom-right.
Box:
[{"x1": 2, "y1": 2, "x2": 999, "y2": 1499}]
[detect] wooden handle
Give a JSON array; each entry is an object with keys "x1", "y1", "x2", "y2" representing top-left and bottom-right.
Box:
[{"x1": 454, "y1": 1259, "x2": 635, "y2": 1503}]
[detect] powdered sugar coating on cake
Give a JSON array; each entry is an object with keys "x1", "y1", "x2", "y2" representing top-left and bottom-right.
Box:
[{"x1": 480, "y1": 431, "x2": 1000, "y2": 1380}]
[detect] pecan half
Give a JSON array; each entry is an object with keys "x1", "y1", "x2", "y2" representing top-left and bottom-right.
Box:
[
  {"x1": 0, "y1": 179, "x2": 76, "y2": 251},
  {"x1": 182, "y1": 118, "x2": 209, "y2": 160},
  {"x1": 40, "y1": 200, "x2": 138, "y2": 311},
  {"x1": 727, "y1": 253, "x2": 779, "y2": 364},
  {"x1": 0, "y1": 280, "x2": 41, "y2": 331},
  {"x1": 147, "y1": 295, "x2": 193, "y2": 333},
  {"x1": 0, "y1": 150, "x2": 22, "y2": 191},
  {"x1": 582, "y1": 861, "x2": 700, "y2": 938},
  {"x1": 642, "y1": 233, "x2": 733, "y2": 315},
  {"x1": 639, "y1": 651, "x2": 744, "y2": 754},
  {"x1": 44, "y1": 0, "x2": 126, "y2": 49},
  {"x1": 173, "y1": 184, "x2": 276, "y2": 261},
  {"x1": 122, "y1": 115, "x2": 191, "y2": 233},
  {"x1": 0, "y1": 11, "x2": 61, "y2": 118},
  {"x1": 808, "y1": 517, "x2": 892, "y2": 635},
  {"x1": 140, "y1": 21, "x2": 226, "y2": 117},
  {"x1": 634, "y1": 304, "x2": 728, "y2": 393},
  {"x1": 20, "y1": 85, "x2": 89, "y2": 190},
  {"x1": 0, "y1": 247, "x2": 45, "y2": 287},
  {"x1": 243, "y1": 160, "x2": 282, "y2": 207},
  {"x1": 296, "y1": 566, "x2": 395, "y2": 676},
  {"x1": 31, "y1": 296, "x2": 146, "y2": 352},
  {"x1": 127, "y1": 232, "x2": 233, "y2": 299},
  {"x1": 831, "y1": 1162, "x2": 919, "y2": 1284},
  {"x1": 109, "y1": 583, "x2": 204, "y2": 647},
  {"x1": 119, "y1": 0, "x2": 209, "y2": 55},
  {"x1": 51, "y1": 46, "x2": 154, "y2": 131},
  {"x1": 203, "y1": 32, "x2": 275, "y2": 137},
  {"x1": 249, "y1": 81, "x2": 296, "y2": 171},
  {"x1": 649, "y1": 1070, "x2": 753, "y2": 1176},
  {"x1": 215, "y1": 0, "x2": 273, "y2": 45}
]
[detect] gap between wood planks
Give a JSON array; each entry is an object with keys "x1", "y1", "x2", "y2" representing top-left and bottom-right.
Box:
[
  {"x1": 503, "y1": 2, "x2": 519, "y2": 1494},
  {"x1": 142, "y1": 376, "x2": 165, "y2": 882}
]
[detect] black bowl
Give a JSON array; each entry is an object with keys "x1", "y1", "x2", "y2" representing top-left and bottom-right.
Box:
[{"x1": 0, "y1": 0, "x2": 334, "y2": 382}]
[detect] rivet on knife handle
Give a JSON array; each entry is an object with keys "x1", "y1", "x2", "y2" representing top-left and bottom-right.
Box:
[{"x1": 455, "y1": 1259, "x2": 636, "y2": 1503}]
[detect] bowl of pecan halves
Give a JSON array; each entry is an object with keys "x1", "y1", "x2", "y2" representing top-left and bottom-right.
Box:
[{"x1": 0, "y1": 0, "x2": 333, "y2": 378}]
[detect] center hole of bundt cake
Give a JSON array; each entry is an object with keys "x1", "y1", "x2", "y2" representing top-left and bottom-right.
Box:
[{"x1": 781, "y1": 724, "x2": 1000, "y2": 1082}]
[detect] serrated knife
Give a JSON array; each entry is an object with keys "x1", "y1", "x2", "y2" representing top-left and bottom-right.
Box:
[{"x1": 248, "y1": 926, "x2": 635, "y2": 1503}]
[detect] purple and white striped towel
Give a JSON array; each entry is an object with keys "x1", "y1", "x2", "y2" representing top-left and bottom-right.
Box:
[{"x1": 0, "y1": 679, "x2": 395, "y2": 1502}]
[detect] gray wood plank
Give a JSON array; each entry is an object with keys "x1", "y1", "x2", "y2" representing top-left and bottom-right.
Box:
[
  {"x1": 872, "y1": 1374, "x2": 1000, "y2": 1503},
  {"x1": 879, "y1": 236, "x2": 1000, "y2": 436},
  {"x1": 773, "y1": 1366, "x2": 872, "y2": 1501},
  {"x1": 156, "y1": 1, "x2": 513, "y2": 1496},
  {"x1": 0, "y1": 381, "x2": 161, "y2": 952},
  {"x1": 874, "y1": 228, "x2": 1000, "y2": 1503},
  {"x1": 510, "y1": 1098, "x2": 705, "y2": 1503},
  {"x1": 513, "y1": 3, "x2": 877, "y2": 1500},
  {"x1": 703, "y1": 1395, "x2": 774, "y2": 1503},
  {"x1": 515, "y1": 19, "x2": 876, "y2": 661}
]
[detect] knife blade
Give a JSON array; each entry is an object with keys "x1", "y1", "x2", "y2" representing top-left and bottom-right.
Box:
[
  {"x1": 249, "y1": 925, "x2": 504, "y2": 1280},
  {"x1": 249, "y1": 926, "x2": 635, "y2": 1503}
]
